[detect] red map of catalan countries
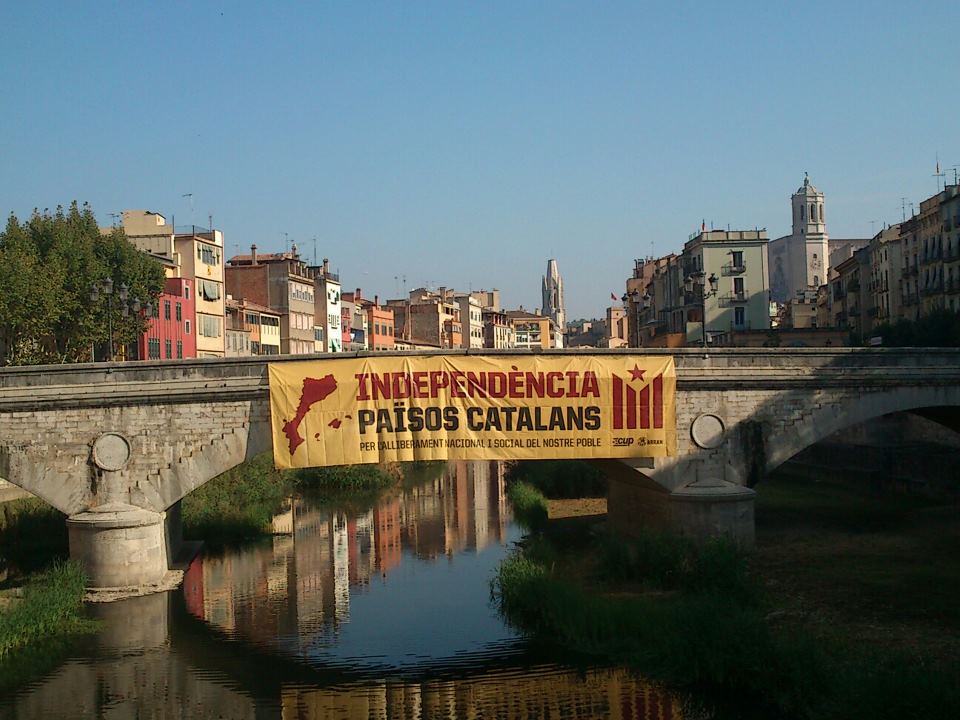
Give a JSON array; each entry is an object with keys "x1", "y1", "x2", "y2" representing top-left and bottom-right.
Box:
[{"x1": 282, "y1": 374, "x2": 338, "y2": 455}]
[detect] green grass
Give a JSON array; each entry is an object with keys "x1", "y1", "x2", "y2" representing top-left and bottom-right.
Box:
[
  {"x1": 506, "y1": 460, "x2": 608, "y2": 499},
  {"x1": 493, "y1": 472, "x2": 960, "y2": 719},
  {"x1": 507, "y1": 481, "x2": 549, "y2": 532},
  {"x1": 0, "y1": 560, "x2": 97, "y2": 660},
  {"x1": 183, "y1": 455, "x2": 403, "y2": 545},
  {"x1": 182, "y1": 453, "x2": 296, "y2": 545}
]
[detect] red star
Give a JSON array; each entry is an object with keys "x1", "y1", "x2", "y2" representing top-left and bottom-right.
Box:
[{"x1": 628, "y1": 364, "x2": 645, "y2": 381}]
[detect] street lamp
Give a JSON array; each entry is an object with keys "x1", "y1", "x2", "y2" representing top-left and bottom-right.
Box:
[
  {"x1": 621, "y1": 289, "x2": 651, "y2": 347},
  {"x1": 684, "y1": 271, "x2": 718, "y2": 348},
  {"x1": 90, "y1": 279, "x2": 139, "y2": 362}
]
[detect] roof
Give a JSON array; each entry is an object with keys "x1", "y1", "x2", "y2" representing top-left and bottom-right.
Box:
[{"x1": 228, "y1": 252, "x2": 298, "y2": 265}]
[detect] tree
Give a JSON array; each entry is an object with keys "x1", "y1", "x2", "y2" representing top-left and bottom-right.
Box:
[
  {"x1": 0, "y1": 203, "x2": 166, "y2": 365},
  {"x1": 873, "y1": 308, "x2": 960, "y2": 347}
]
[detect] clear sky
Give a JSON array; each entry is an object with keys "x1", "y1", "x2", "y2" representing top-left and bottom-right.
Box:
[{"x1": 2, "y1": 1, "x2": 958, "y2": 318}]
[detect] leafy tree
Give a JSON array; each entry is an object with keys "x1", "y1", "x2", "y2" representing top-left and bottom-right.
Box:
[
  {"x1": 873, "y1": 308, "x2": 960, "y2": 347},
  {"x1": 0, "y1": 203, "x2": 165, "y2": 365}
]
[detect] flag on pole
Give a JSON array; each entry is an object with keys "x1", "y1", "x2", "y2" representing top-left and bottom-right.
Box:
[{"x1": 610, "y1": 292, "x2": 618, "y2": 301}]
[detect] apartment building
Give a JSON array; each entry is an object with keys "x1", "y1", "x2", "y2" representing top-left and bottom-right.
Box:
[
  {"x1": 311, "y1": 258, "x2": 342, "y2": 353},
  {"x1": 225, "y1": 297, "x2": 281, "y2": 356},
  {"x1": 681, "y1": 229, "x2": 771, "y2": 345},
  {"x1": 387, "y1": 288, "x2": 462, "y2": 348},
  {"x1": 121, "y1": 210, "x2": 226, "y2": 357},
  {"x1": 226, "y1": 245, "x2": 316, "y2": 354},
  {"x1": 506, "y1": 310, "x2": 557, "y2": 349},
  {"x1": 456, "y1": 294, "x2": 484, "y2": 348},
  {"x1": 481, "y1": 308, "x2": 514, "y2": 348}
]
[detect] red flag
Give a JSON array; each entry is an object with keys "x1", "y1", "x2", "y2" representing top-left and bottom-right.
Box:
[{"x1": 611, "y1": 292, "x2": 618, "y2": 301}]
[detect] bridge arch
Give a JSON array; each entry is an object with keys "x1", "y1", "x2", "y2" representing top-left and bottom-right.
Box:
[{"x1": 762, "y1": 385, "x2": 960, "y2": 475}]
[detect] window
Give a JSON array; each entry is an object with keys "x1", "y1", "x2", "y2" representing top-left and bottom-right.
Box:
[
  {"x1": 164, "y1": 339, "x2": 172, "y2": 359},
  {"x1": 251, "y1": 341, "x2": 260, "y2": 355},
  {"x1": 148, "y1": 338, "x2": 161, "y2": 359},
  {"x1": 261, "y1": 315, "x2": 280, "y2": 327},
  {"x1": 200, "y1": 315, "x2": 222, "y2": 337},
  {"x1": 175, "y1": 303, "x2": 182, "y2": 321},
  {"x1": 176, "y1": 340, "x2": 183, "y2": 359},
  {"x1": 731, "y1": 250, "x2": 743, "y2": 268},
  {"x1": 198, "y1": 244, "x2": 220, "y2": 266},
  {"x1": 164, "y1": 301, "x2": 171, "y2": 320},
  {"x1": 185, "y1": 319, "x2": 191, "y2": 334},
  {"x1": 199, "y1": 279, "x2": 221, "y2": 301},
  {"x1": 184, "y1": 285, "x2": 190, "y2": 300},
  {"x1": 733, "y1": 277, "x2": 745, "y2": 295},
  {"x1": 245, "y1": 312, "x2": 258, "y2": 325},
  {"x1": 734, "y1": 307, "x2": 745, "y2": 327},
  {"x1": 811, "y1": 204, "x2": 817, "y2": 222},
  {"x1": 801, "y1": 205, "x2": 805, "y2": 221}
]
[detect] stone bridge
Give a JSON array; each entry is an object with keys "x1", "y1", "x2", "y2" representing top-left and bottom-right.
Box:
[{"x1": 2, "y1": 348, "x2": 959, "y2": 590}]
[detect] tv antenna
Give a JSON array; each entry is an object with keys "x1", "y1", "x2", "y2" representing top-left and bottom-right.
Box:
[
  {"x1": 108, "y1": 212, "x2": 121, "y2": 227},
  {"x1": 869, "y1": 220, "x2": 878, "y2": 236},
  {"x1": 181, "y1": 193, "x2": 194, "y2": 224},
  {"x1": 312, "y1": 236, "x2": 318, "y2": 266},
  {"x1": 933, "y1": 155, "x2": 946, "y2": 192},
  {"x1": 282, "y1": 232, "x2": 289, "y2": 252}
]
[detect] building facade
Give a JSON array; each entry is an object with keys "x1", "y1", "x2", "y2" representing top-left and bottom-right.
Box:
[
  {"x1": 312, "y1": 258, "x2": 342, "y2": 353},
  {"x1": 482, "y1": 309, "x2": 514, "y2": 348},
  {"x1": 681, "y1": 229, "x2": 771, "y2": 344},
  {"x1": 225, "y1": 246, "x2": 316, "y2": 355}
]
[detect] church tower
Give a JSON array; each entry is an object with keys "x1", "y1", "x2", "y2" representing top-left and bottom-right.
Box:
[
  {"x1": 791, "y1": 174, "x2": 830, "y2": 289},
  {"x1": 542, "y1": 259, "x2": 565, "y2": 330}
]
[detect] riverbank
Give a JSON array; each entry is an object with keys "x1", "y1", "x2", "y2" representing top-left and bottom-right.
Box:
[
  {"x1": 494, "y1": 472, "x2": 960, "y2": 719},
  {"x1": 182, "y1": 453, "x2": 408, "y2": 546},
  {"x1": 0, "y1": 560, "x2": 99, "y2": 692}
]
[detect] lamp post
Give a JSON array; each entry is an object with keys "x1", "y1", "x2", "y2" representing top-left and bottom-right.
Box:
[
  {"x1": 621, "y1": 289, "x2": 651, "y2": 347},
  {"x1": 90, "y1": 279, "x2": 142, "y2": 361},
  {"x1": 684, "y1": 270, "x2": 718, "y2": 348}
]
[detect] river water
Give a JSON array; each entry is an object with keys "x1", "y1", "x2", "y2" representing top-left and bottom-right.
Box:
[{"x1": 1, "y1": 461, "x2": 682, "y2": 719}]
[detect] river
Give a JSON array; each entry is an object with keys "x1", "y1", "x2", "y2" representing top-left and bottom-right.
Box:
[{"x1": 1, "y1": 461, "x2": 682, "y2": 719}]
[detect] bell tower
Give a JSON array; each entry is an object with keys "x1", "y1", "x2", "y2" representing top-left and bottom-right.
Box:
[{"x1": 791, "y1": 174, "x2": 829, "y2": 288}]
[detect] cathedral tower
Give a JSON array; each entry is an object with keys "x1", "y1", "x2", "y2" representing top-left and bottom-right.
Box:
[{"x1": 542, "y1": 259, "x2": 565, "y2": 329}]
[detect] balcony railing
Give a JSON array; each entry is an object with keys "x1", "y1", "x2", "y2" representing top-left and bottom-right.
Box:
[
  {"x1": 718, "y1": 291, "x2": 749, "y2": 306},
  {"x1": 920, "y1": 281, "x2": 943, "y2": 296},
  {"x1": 721, "y1": 263, "x2": 746, "y2": 276}
]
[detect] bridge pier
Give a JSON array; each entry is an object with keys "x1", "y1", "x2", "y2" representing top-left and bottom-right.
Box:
[
  {"x1": 67, "y1": 503, "x2": 170, "y2": 590},
  {"x1": 605, "y1": 461, "x2": 756, "y2": 547}
]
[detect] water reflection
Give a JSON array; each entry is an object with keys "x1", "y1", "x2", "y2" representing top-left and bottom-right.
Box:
[{"x1": 1, "y1": 461, "x2": 684, "y2": 719}]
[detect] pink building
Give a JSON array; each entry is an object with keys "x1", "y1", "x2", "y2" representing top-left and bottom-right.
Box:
[{"x1": 135, "y1": 277, "x2": 196, "y2": 360}]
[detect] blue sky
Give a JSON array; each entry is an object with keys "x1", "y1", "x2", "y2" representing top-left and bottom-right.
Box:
[{"x1": 2, "y1": 1, "x2": 957, "y2": 318}]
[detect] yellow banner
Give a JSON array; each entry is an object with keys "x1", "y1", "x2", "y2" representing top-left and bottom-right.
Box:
[{"x1": 268, "y1": 355, "x2": 676, "y2": 469}]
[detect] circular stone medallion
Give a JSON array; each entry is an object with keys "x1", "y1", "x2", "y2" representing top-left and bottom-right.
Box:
[
  {"x1": 92, "y1": 432, "x2": 132, "y2": 471},
  {"x1": 691, "y1": 413, "x2": 725, "y2": 449}
]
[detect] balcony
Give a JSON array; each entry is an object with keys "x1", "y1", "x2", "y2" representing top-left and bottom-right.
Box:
[
  {"x1": 846, "y1": 279, "x2": 860, "y2": 293},
  {"x1": 920, "y1": 281, "x2": 943, "y2": 296},
  {"x1": 718, "y1": 291, "x2": 749, "y2": 307},
  {"x1": 721, "y1": 262, "x2": 746, "y2": 276}
]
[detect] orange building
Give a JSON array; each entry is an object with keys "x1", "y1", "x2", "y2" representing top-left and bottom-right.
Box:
[{"x1": 342, "y1": 289, "x2": 395, "y2": 351}]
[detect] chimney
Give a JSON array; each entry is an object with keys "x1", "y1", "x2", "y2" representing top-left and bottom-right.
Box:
[
  {"x1": 251, "y1": 244, "x2": 258, "y2": 266},
  {"x1": 291, "y1": 242, "x2": 299, "y2": 258},
  {"x1": 355, "y1": 288, "x2": 362, "y2": 300},
  {"x1": 374, "y1": 294, "x2": 379, "y2": 307},
  {"x1": 322, "y1": 257, "x2": 329, "y2": 276}
]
